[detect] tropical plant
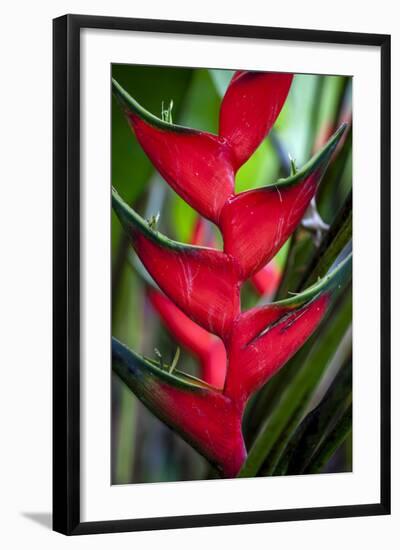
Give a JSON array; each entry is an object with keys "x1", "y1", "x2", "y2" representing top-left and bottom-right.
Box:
[{"x1": 111, "y1": 69, "x2": 352, "y2": 482}]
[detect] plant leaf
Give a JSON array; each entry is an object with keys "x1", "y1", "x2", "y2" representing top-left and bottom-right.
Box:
[
  {"x1": 281, "y1": 357, "x2": 352, "y2": 475},
  {"x1": 303, "y1": 405, "x2": 352, "y2": 474}
]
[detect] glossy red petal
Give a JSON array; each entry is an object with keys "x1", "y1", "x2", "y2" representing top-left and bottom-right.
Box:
[
  {"x1": 220, "y1": 125, "x2": 346, "y2": 280},
  {"x1": 113, "y1": 79, "x2": 234, "y2": 223},
  {"x1": 113, "y1": 190, "x2": 240, "y2": 338},
  {"x1": 113, "y1": 338, "x2": 245, "y2": 477},
  {"x1": 219, "y1": 71, "x2": 293, "y2": 168}
]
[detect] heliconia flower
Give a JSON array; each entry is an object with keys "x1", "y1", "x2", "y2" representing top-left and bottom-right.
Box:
[
  {"x1": 113, "y1": 255, "x2": 351, "y2": 476},
  {"x1": 112, "y1": 72, "x2": 292, "y2": 224},
  {"x1": 112, "y1": 189, "x2": 240, "y2": 339},
  {"x1": 146, "y1": 218, "x2": 281, "y2": 388},
  {"x1": 113, "y1": 76, "x2": 344, "y2": 280},
  {"x1": 112, "y1": 337, "x2": 246, "y2": 478},
  {"x1": 190, "y1": 216, "x2": 210, "y2": 247},
  {"x1": 112, "y1": 70, "x2": 351, "y2": 478}
]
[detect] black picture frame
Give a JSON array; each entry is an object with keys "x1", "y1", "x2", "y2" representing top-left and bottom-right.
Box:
[{"x1": 53, "y1": 14, "x2": 391, "y2": 535}]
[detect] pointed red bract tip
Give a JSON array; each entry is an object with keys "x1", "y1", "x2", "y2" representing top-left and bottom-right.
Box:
[
  {"x1": 113, "y1": 338, "x2": 245, "y2": 477},
  {"x1": 133, "y1": 232, "x2": 240, "y2": 339},
  {"x1": 128, "y1": 114, "x2": 235, "y2": 223},
  {"x1": 220, "y1": 176, "x2": 317, "y2": 279},
  {"x1": 147, "y1": 288, "x2": 213, "y2": 358},
  {"x1": 219, "y1": 71, "x2": 293, "y2": 169},
  {"x1": 112, "y1": 191, "x2": 241, "y2": 339},
  {"x1": 147, "y1": 287, "x2": 227, "y2": 388},
  {"x1": 159, "y1": 383, "x2": 246, "y2": 477}
]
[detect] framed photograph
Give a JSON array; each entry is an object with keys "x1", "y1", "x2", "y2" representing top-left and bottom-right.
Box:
[{"x1": 53, "y1": 14, "x2": 390, "y2": 535}]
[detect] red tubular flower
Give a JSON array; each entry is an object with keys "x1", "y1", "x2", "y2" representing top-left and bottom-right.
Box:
[{"x1": 112, "y1": 72, "x2": 351, "y2": 477}]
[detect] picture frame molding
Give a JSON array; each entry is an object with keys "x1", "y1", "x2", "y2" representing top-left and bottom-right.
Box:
[{"x1": 53, "y1": 13, "x2": 391, "y2": 535}]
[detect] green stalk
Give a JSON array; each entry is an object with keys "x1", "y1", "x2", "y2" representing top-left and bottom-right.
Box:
[
  {"x1": 317, "y1": 123, "x2": 352, "y2": 220},
  {"x1": 304, "y1": 405, "x2": 352, "y2": 474},
  {"x1": 275, "y1": 357, "x2": 352, "y2": 475},
  {"x1": 299, "y1": 193, "x2": 352, "y2": 289}
]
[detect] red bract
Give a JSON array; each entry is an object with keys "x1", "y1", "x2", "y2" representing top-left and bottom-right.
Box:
[
  {"x1": 220, "y1": 126, "x2": 345, "y2": 279},
  {"x1": 146, "y1": 218, "x2": 281, "y2": 389},
  {"x1": 113, "y1": 79, "x2": 235, "y2": 223},
  {"x1": 147, "y1": 288, "x2": 227, "y2": 389},
  {"x1": 113, "y1": 338, "x2": 246, "y2": 478},
  {"x1": 112, "y1": 71, "x2": 351, "y2": 477},
  {"x1": 225, "y1": 296, "x2": 329, "y2": 403},
  {"x1": 112, "y1": 190, "x2": 240, "y2": 339},
  {"x1": 147, "y1": 216, "x2": 227, "y2": 388},
  {"x1": 113, "y1": 72, "x2": 292, "y2": 223},
  {"x1": 219, "y1": 71, "x2": 293, "y2": 168},
  {"x1": 112, "y1": 256, "x2": 350, "y2": 477}
]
